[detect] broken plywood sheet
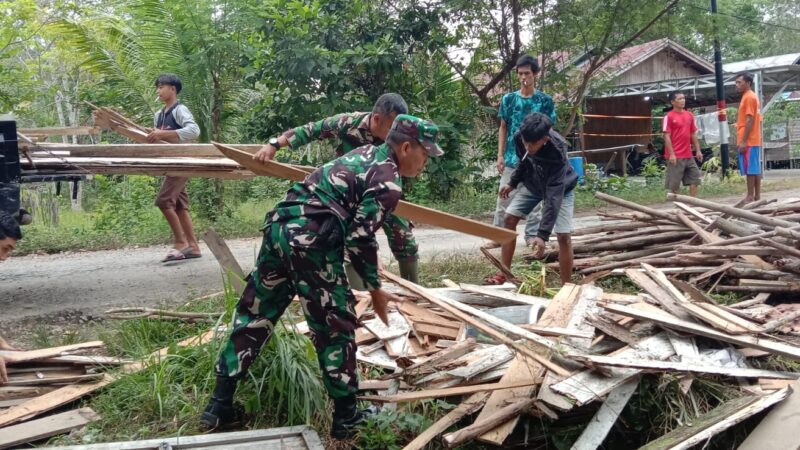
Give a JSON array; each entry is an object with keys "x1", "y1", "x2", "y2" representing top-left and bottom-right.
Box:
[
  {"x1": 739, "y1": 379, "x2": 800, "y2": 450},
  {"x1": 39, "y1": 426, "x2": 324, "y2": 450},
  {"x1": 363, "y1": 312, "x2": 411, "y2": 341}
]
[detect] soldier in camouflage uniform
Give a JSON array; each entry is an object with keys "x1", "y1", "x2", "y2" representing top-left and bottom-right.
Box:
[
  {"x1": 253, "y1": 93, "x2": 420, "y2": 284},
  {"x1": 201, "y1": 115, "x2": 443, "y2": 440}
]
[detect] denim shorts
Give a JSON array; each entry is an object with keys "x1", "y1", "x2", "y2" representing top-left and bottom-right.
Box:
[{"x1": 506, "y1": 186, "x2": 574, "y2": 235}]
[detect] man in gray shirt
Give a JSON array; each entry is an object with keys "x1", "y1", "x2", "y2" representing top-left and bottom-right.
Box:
[{"x1": 146, "y1": 74, "x2": 202, "y2": 262}]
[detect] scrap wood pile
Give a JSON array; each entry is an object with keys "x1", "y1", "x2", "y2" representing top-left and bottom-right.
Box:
[
  {"x1": 0, "y1": 329, "x2": 218, "y2": 449},
  {"x1": 0, "y1": 341, "x2": 125, "y2": 448},
  {"x1": 17, "y1": 105, "x2": 261, "y2": 180},
  {"x1": 330, "y1": 266, "x2": 800, "y2": 449},
  {"x1": 542, "y1": 191, "x2": 800, "y2": 334}
]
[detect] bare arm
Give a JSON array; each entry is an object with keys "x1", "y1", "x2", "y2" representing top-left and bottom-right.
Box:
[
  {"x1": 691, "y1": 132, "x2": 702, "y2": 158},
  {"x1": 497, "y1": 120, "x2": 507, "y2": 172}
]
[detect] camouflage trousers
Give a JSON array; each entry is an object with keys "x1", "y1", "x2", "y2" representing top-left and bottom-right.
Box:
[
  {"x1": 215, "y1": 220, "x2": 359, "y2": 399},
  {"x1": 383, "y1": 213, "x2": 418, "y2": 262}
]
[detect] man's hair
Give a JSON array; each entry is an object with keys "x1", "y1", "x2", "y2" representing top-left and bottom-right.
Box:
[
  {"x1": 519, "y1": 112, "x2": 553, "y2": 143},
  {"x1": 516, "y1": 54, "x2": 540, "y2": 73},
  {"x1": 0, "y1": 212, "x2": 21, "y2": 240},
  {"x1": 386, "y1": 130, "x2": 416, "y2": 149},
  {"x1": 736, "y1": 72, "x2": 754, "y2": 85},
  {"x1": 668, "y1": 91, "x2": 684, "y2": 102},
  {"x1": 373, "y1": 93, "x2": 408, "y2": 116},
  {"x1": 155, "y1": 73, "x2": 182, "y2": 94}
]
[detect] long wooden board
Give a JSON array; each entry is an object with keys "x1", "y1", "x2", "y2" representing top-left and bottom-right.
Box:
[
  {"x1": 0, "y1": 407, "x2": 100, "y2": 449},
  {"x1": 0, "y1": 341, "x2": 104, "y2": 364},
  {"x1": 600, "y1": 303, "x2": 800, "y2": 361},
  {"x1": 401, "y1": 392, "x2": 490, "y2": 450},
  {"x1": 359, "y1": 379, "x2": 541, "y2": 403},
  {"x1": 201, "y1": 228, "x2": 247, "y2": 294},
  {"x1": 213, "y1": 142, "x2": 518, "y2": 244}
]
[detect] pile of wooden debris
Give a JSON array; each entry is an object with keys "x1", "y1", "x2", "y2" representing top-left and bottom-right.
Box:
[{"x1": 333, "y1": 264, "x2": 800, "y2": 449}]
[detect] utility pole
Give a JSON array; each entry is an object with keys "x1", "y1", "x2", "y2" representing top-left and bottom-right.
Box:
[{"x1": 711, "y1": 0, "x2": 729, "y2": 178}]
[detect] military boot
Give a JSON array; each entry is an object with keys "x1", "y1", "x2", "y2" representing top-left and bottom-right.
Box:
[
  {"x1": 398, "y1": 258, "x2": 419, "y2": 284},
  {"x1": 331, "y1": 395, "x2": 379, "y2": 440},
  {"x1": 199, "y1": 376, "x2": 242, "y2": 429}
]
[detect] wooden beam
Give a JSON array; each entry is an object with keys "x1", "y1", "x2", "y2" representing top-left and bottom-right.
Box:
[
  {"x1": 0, "y1": 407, "x2": 100, "y2": 449},
  {"x1": 639, "y1": 389, "x2": 790, "y2": 450},
  {"x1": 595, "y1": 192, "x2": 678, "y2": 223},
  {"x1": 401, "y1": 392, "x2": 490, "y2": 450},
  {"x1": 675, "y1": 245, "x2": 775, "y2": 256},
  {"x1": 358, "y1": 379, "x2": 541, "y2": 403},
  {"x1": 201, "y1": 228, "x2": 246, "y2": 294},
  {"x1": 213, "y1": 142, "x2": 518, "y2": 244},
  {"x1": 458, "y1": 283, "x2": 549, "y2": 308},
  {"x1": 599, "y1": 303, "x2": 800, "y2": 361},
  {"x1": 56, "y1": 143, "x2": 264, "y2": 158},
  {"x1": 667, "y1": 193, "x2": 795, "y2": 229}
]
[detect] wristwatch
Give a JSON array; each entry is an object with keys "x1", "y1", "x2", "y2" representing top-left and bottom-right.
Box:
[{"x1": 268, "y1": 137, "x2": 280, "y2": 149}]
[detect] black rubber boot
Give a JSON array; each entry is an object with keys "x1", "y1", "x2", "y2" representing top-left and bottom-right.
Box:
[
  {"x1": 331, "y1": 395, "x2": 379, "y2": 440},
  {"x1": 199, "y1": 376, "x2": 242, "y2": 429},
  {"x1": 398, "y1": 258, "x2": 419, "y2": 284}
]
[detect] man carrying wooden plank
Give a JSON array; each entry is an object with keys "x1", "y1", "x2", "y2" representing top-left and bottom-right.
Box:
[
  {"x1": 146, "y1": 74, "x2": 202, "y2": 263},
  {"x1": 251, "y1": 94, "x2": 422, "y2": 284},
  {"x1": 662, "y1": 91, "x2": 703, "y2": 197},
  {"x1": 200, "y1": 115, "x2": 443, "y2": 440},
  {"x1": 487, "y1": 112, "x2": 577, "y2": 285}
]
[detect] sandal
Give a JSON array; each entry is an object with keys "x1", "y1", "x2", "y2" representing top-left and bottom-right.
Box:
[
  {"x1": 480, "y1": 241, "x2": 502, "y2": 250},
  {"x1": 161, "y1": 248, "x2": 186, "y2": 263},
  {"x1": 180, "y1": 247, "x2": 202, "y2": 259},
  {"x1": 483, "y1": 273, "x2": 507, "y2": 285}
]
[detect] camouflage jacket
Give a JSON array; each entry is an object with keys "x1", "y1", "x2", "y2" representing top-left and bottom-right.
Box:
[
  {"x1": 268, "y1": 143, "x2": 402, "y2": 290},
  {"x1": 282, "y1": 112, "x2": 378, "y2": 157}
]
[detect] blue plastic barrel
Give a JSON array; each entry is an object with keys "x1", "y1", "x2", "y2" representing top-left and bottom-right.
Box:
[{"x1": 569, "y1": 156, "x2": 584, "y2": 183}]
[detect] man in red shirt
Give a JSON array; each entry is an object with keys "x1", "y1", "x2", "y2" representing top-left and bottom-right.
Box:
[
  {"x1": 735, "y1": 72, "x2": 763, "y2": 203},
  {"x1": 663, "y1": 91, "x2": 703, "y2": 197}
]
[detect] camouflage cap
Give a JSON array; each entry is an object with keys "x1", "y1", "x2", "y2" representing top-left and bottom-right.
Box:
[{"x1": 390, "y1": 114, "x2": 443, "y2": 157}]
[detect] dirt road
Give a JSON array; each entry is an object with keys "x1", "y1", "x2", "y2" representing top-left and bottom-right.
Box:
[{"x1": 3, "y1": 186, "x2": 799, "y2": 329}]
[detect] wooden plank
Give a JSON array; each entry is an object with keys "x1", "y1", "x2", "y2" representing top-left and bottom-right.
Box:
[
  {"x1": 0, "y1": 375, "x2": 113, "y2": 428},
  {"x1": 445, "y1": 346, "x2": 514, "y2": 381},
  {"x1": 640, "y1": 389, "x2": 790, "y2": 450},
  {"x1": 201, "y1": 228, "x2": 246, "y2": 294},
  {"x1": 475, "y1": 283, "x2": 582, "y2": 445},
  {"x1": 3, "y1": 373, "x2": 103, "y2": 387},
  {"x1": 0, "y1": 341, "x2": 104, "y2": 364},
  {"x1": 739, "y1": 380, "x2": 800, "y2": 450},
  {"x1": 551, "y1": 334, "x2": 675, "y2": 405},
  {"x1": 414, "y1": 323, "x2": 459, "y2": 340},
  {"x1": 676, "y1": 245, "x2": 775, "y2": 256},
  {"x1": 458, "y1": 284, "x2": 549, "y2": 308},
  {"x1": 574, "y1": 354, "x2": 798, "y2": 379},
  {"x1": 694, "y1": 303, "x2": 763, "y2": 333},
  {"x1": 600, "y1": 303, "x2": 800, "y2": 361},
  {"x1": 363, "y1": 312, "x2": 411, "y2": 341},
  {"x1": 442, "y1": 398, "x2": 534, "y2": 448},
  {"x1": 519, "y1": 324, "x2": 594, "y2": 339},
  {"x1": 60, "y1": 143, "x2": 263, "y2": 157},
  {"x1": 729, "y1": 293, "x2": 770, "y2": 309},
  {"x1": 571, "y1": 377, "x2": 640, "y2": 450},
  {"x1": 358, "y1": 379, "x2": 542, "y2": 403},
  {"x1": 401, "y1": 392, "x2": 490, "y2": 450},
  {"x1": 18, "y1": 126, "x2": 101, "y2": 136},
  {"x1": 402, "y1": 339, "x2": 477, "y2": 378},
  {"x1": 214, "y1": 142, "x2": 518, "y2": 244},
  {"x1": 0, "y1": 407, "x2": 99, "y2": 449},
  {"x1": 624, "y1": 268, "x2": 694, "y2": 322}
]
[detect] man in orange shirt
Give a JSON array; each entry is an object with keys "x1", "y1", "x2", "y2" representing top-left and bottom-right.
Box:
[{"x1": 735, "y1": 72, "x2": 762, "y2": 202}]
